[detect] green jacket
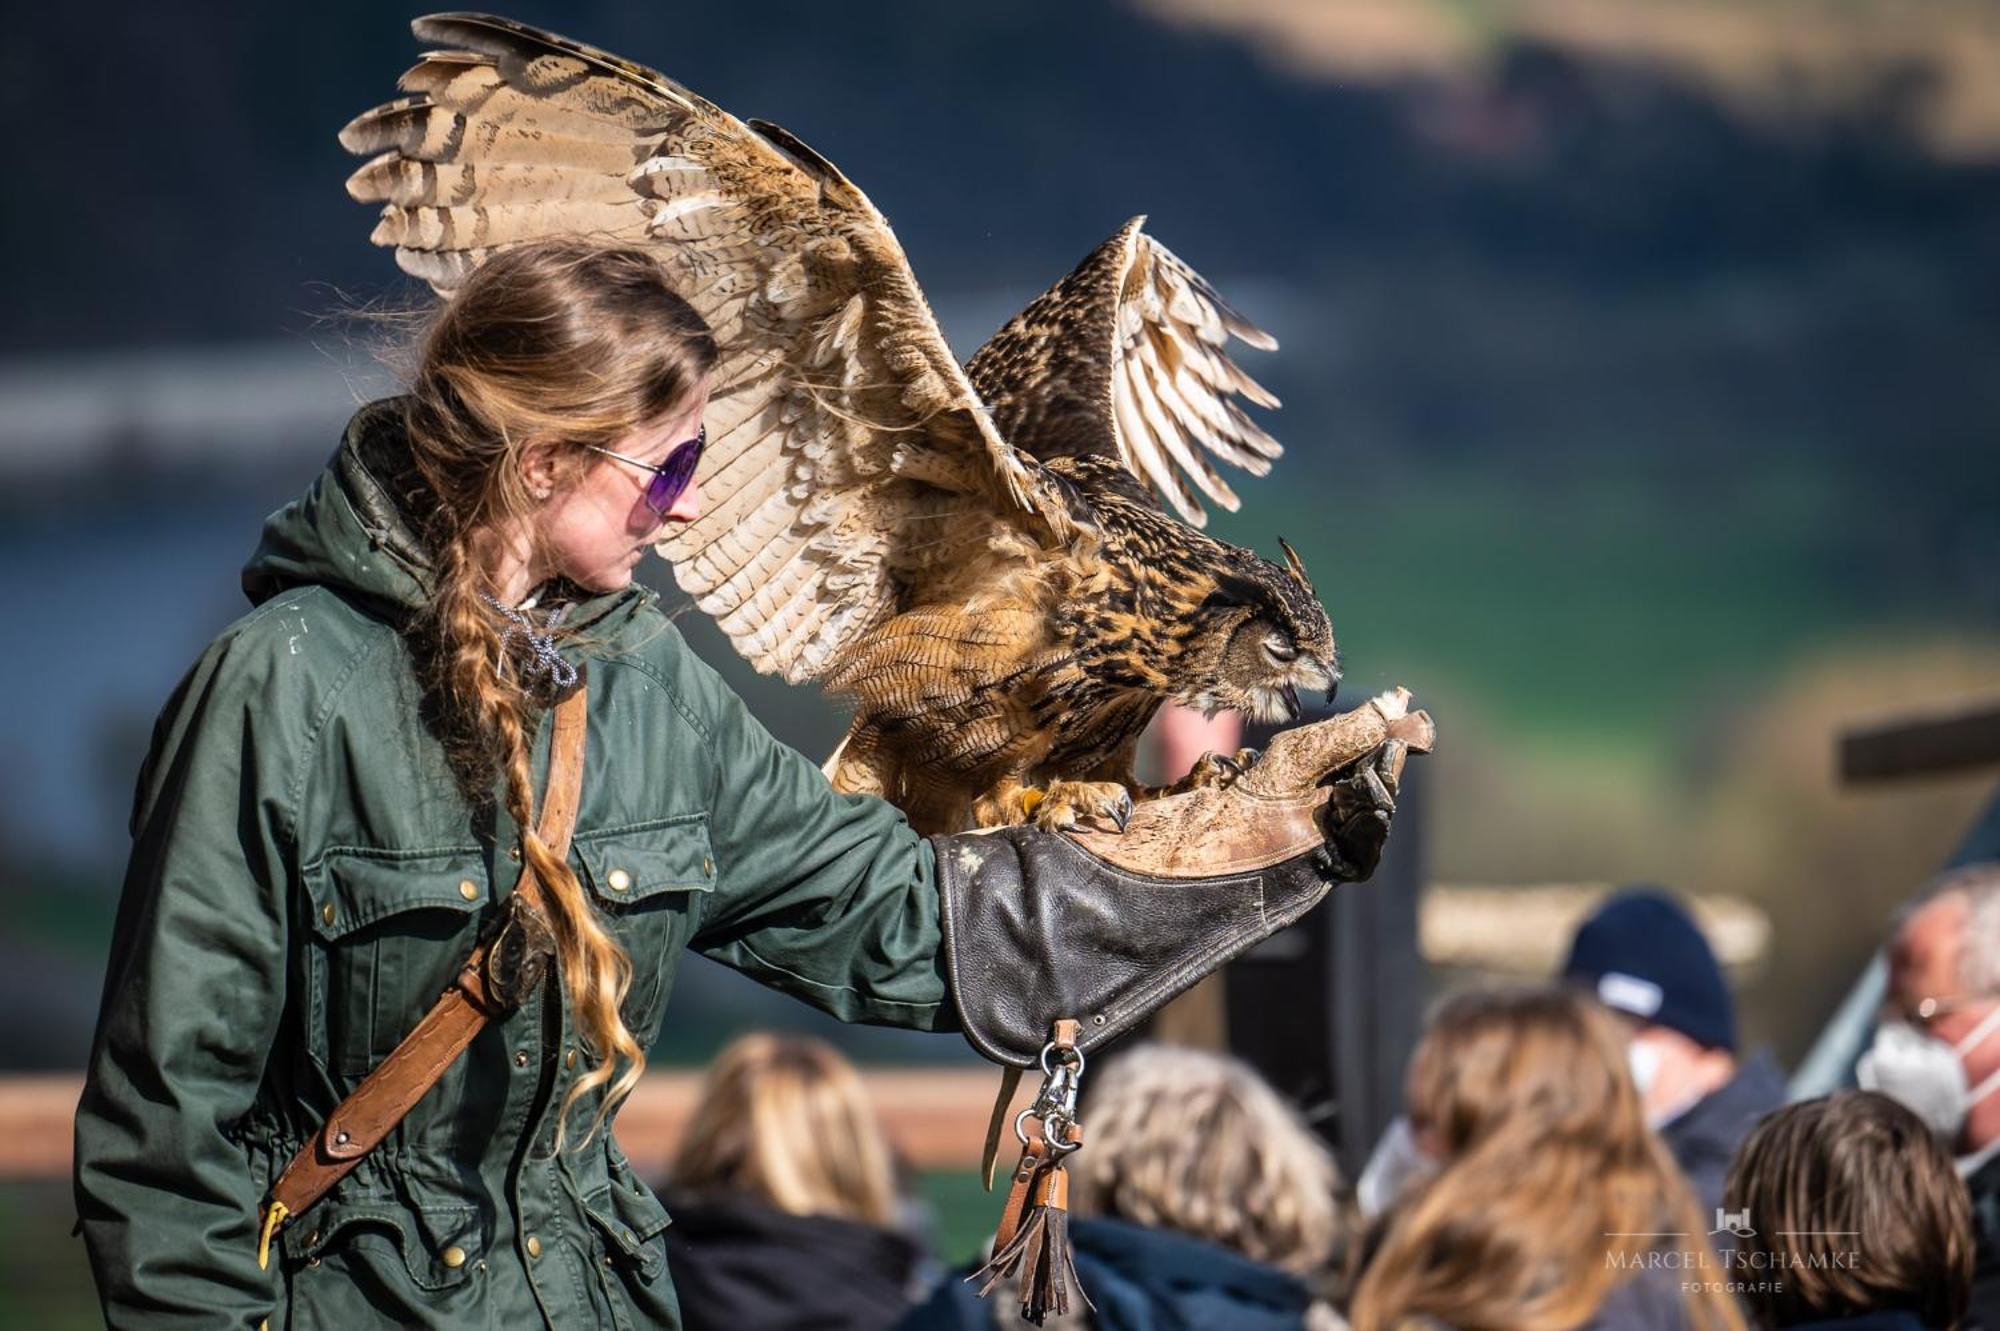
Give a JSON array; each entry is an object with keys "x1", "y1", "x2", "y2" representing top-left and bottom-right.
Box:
[{"x1": 74, "y1": 400, "x2": 952, "y2": 1329}]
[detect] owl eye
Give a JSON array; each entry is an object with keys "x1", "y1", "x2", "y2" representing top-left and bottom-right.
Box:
[{"x1": 1263, "y1": 633, "x2": 1298, "y2": 665}]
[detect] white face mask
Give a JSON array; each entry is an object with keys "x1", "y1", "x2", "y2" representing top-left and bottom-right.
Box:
[
  {"x1": 1626, "y1": 1035, "x2": 1701, "y2": 1129},
  {"x1": 1857, "y1": 1001, "x2": 2000, "y2": 1140},
  {"x1": 1356, "y1": 1116, "x2": 1437, "y2": 1219},
  {"x1": 1627, "y1": 1039, "x2": 1662, "y2": 1097}
]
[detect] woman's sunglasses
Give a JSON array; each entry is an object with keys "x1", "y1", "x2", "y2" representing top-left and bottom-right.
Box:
[{"x1": 586, "y1": 425, "x2": 706, "y2": 516}]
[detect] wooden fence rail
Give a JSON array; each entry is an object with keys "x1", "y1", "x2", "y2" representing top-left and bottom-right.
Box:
[{"x1": 0, "y1": 1068, "x2": 1026, "y2": 1181}]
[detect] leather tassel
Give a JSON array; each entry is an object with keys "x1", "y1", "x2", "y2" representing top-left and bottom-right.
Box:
[{"x1": 972, "y1": 1162, "x2": 1092, "y2": 1326}]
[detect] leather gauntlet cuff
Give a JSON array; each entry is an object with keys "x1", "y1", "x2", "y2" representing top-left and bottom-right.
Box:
[{"x1": 933, "y1": 827, "x2": 1340, "y2": 1068}]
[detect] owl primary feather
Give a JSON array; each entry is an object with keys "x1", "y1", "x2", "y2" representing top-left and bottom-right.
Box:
[{"x1": 342, "y1": 12, "x2": 1339, "y2": 835}]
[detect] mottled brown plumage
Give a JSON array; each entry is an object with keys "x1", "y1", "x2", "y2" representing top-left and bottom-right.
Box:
[{"x1": 342, "y1": 14, "x2": 1337, "y2": 835}]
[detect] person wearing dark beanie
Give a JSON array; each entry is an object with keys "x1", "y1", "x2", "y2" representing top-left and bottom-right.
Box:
[{"x1": 1562, "y1": 886, "x2": 1787, "y2": 1218}]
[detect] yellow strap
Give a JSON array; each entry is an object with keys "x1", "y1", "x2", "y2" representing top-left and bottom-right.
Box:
[{"x1": 256, "y1": 1200, "x2": 289, "y2": 1271}]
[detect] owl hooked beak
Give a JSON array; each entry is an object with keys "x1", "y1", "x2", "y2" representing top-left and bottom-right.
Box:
[{"x1": 1275, "y1": 654, "x2": 1339, "y2": 722}]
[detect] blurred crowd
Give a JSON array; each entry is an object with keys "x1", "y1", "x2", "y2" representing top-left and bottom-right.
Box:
[{"x1": 652, "y1": 860, "x2": 2000, "y2": 1331}]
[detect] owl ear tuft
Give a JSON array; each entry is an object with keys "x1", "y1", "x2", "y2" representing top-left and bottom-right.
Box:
[{"x1": 1277, "y1": 537, "x2": 1315, "y2": 596}]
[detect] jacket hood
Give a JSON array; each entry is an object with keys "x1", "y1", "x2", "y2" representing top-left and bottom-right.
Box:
[
  {"x1": 664, "y1": 1192, "x2": 921, "y2": 1267},
  {"x1": 662, "y1": 1190, "x2": 922, "y2": 1330},
  {"x1": 1069, "y1": 1216, "x2": 1313, "y2": 1331},
  {"x1": 243, "y1": 398, "x2": 435, "y2": 614},
  {"x1": 243, "y1": 397, "x2": 647, "y2": 632}
]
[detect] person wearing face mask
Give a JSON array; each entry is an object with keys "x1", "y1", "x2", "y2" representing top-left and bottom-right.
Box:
[
  {"x1": 1350, "y1": 886, "x2": 1785, "y2": 1225},
  {"x1": 1861, "y1": 861, "x2": 2000, "y2": 1331},
  {"x1": 1560, "y1": 887, "x2": 1787, "y2": 1220},
  {"x1": 1347, "y1": 987, "x2": 1745, "y2": 1331}
]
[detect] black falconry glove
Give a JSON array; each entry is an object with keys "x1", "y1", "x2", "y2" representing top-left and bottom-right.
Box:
[{"x1": 933, "y1": 687, "x2": 1433, "y2": 1070}]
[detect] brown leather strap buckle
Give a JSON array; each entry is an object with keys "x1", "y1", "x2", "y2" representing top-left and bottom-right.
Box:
[{"x1": 477, "y1": 893, "x2": 557, "y2": 1013}]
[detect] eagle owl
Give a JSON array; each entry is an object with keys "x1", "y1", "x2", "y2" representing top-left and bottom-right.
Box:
[{"x1": 342, "y1": 13, "x2": 1338, "y2": 836}]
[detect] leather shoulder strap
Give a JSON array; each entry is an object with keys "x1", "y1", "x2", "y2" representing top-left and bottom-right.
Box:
[
  {"x1": 516, "y1": 677, "x2": 589, "y2": 902},
  {"x1": 258, "y1": 678, "x2": 590, "y2": 1266}
]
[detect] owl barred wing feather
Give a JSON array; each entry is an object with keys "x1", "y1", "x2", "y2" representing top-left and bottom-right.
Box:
[
  {"x1": 340, "y1": 12, "x2": 1074, "y2": 683},
  {"x1": 338, "y1": 15, "x2": 1334, "y2": 838},
  {"x1": 964, "y1": 216, "x2": 1282, "y2": 528}
]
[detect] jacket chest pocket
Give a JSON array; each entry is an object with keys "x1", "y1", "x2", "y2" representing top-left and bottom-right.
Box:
[
  {"x1": 306, "y1": 848, "x2": 489, "y2": 1077},
  {"x1": 572, "y1": 814, "x2": 714, "y2": 1042}
]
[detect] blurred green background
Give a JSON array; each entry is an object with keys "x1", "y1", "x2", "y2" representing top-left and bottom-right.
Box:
[{"x1": 4, "y1": 0, "x2": 1999, "y2": 1321}]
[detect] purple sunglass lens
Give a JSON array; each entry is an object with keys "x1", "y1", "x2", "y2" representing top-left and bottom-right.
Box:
[{"x1": 645, "y1": 427, "x2": 706, "y2": 515}]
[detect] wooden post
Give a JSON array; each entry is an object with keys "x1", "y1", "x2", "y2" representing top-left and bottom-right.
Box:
[{"x1": 1839, "y1": 699, "x2": 2000, "y2": 783}]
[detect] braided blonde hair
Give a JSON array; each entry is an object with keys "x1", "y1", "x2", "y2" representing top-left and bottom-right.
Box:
[{"x1": 401, "y1": 239, "x2": 716, "y2": 1145}]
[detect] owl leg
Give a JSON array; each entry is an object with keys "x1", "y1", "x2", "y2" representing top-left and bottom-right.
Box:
[
  {"x1": 971, "y1": 776, "x2": 1136, "y2": 833},
  {"x1": 970, "y1": 777, "x2": 1038, "y2": 830},
  {"x1": 1146, "y1": 747, "x2": 1263, "y2": 797},
  {"x1": 1083, "y1": 739, "x2": 1260, "y2": 803},
  {"x1": 1026, "y1": 779, "x2": 1136, "y2": 834}
]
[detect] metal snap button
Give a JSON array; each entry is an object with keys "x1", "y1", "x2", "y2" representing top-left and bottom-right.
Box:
[
  {"x1": 441, "y1": 1245, "x2": 467, "y2": 1269},
  {"x1": 320, "y1": 902, "x2": 336, "y2": 926},
  {"x1": 564, "y1": 1048, "x2": 578, "y2": 1070},
  {"x1": 702, "y1": 855, "x2": 714, "y2": 876},
  {"x1": 606, "y1": 868, "x2": 632, "y2": 892},
  {"x1": 508, "y1": 845, "x2": 521, "y2": 863},
  {"x1": 525, "y1": 1235, "x2": 543, "y2": 1258},
  {"x1": 514, "y1": 1050, "x2": 531, "y2": 1068},
  {"x1": 458, "y1": 879, "x2": 478, "y2": 901}
]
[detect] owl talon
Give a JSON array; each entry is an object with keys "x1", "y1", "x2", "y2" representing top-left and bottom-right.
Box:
[
  {"x1": 1170, "y1": 747, "x2": 1259, "y2": 795},
  {"x1": 1031, "y1": 780, "x2": 1138, "y2": 834}
]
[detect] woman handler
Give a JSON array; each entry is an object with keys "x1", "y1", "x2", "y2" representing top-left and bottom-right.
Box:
[{"x1": 73, "y1": 241, "x2": 1387, "y2": 1329}]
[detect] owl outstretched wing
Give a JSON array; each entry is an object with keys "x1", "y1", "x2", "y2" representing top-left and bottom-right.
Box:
[
  {"x1": 964, "y1": 216, "x2": 1281, "y2": 528},
  {"x1": 340, "y1": 12, "x2": 1077, "y2": 682}
]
